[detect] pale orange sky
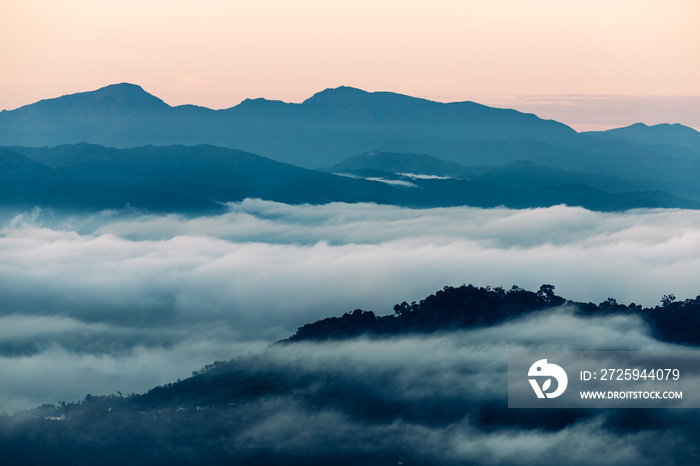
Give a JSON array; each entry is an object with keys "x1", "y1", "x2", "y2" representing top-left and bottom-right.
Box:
[{"x1": 2, "y1": 0, "x2": 699, "y2": 130}]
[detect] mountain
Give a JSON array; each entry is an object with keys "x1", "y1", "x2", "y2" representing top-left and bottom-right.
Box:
[
  {"x1": 3, "y1": 84, "x2": 699, "y2": 206},
  {"x1": 324, "y1": 151, "x2": 700, "y2": 204},
  {"x1": 285, "y1": 283, "x2": 700, "y2": 345},
  {"x1": 584, "y1": 123, "x2": 700, "y2": 158},
  {"x1": 0, "y1": 84, "x2": 176, "y2": 147},
  {"x1": 457, "y1": 160, "x2": 663, "y2": 193},
  {"x1": 2, "y1": 284, "x2": 699, "y2": 465},
  {"x1": 322, "y1": 151, "x2": 469, "y2": 177},
  {"x1": 0, "y1": 147, "x2": 219, "y2": 213},
  {"x1": 8, "y1": 144, "x2": 405, "y2": 210},
  {"x1": 0, "y1": 147, "x2": 65, "y2": 205},
  {"x1": 326, "y1": 151, "x2": 661, "y2": 192},
  {"x1": 4, "y1": 143, "x2": 697, "y2": 213},
  {"x1": 0, "y1": 83, "x2": 576, "y2": 167}
]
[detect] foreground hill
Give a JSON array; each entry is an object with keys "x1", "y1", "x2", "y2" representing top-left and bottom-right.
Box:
[
  {"x1": 1, "y1": 284, "x2": 699, "y2": 465},
  {"x1": 286, "y1": 283, "x2": 700, "y2": 346}
]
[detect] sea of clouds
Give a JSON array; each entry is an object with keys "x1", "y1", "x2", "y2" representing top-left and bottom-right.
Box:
[
  {"x1": 1, "y1": 200, "x2": 700, "y2": 412},
  {"x1": 221, "y1": 314, "x2": 695, "y2": 465}
]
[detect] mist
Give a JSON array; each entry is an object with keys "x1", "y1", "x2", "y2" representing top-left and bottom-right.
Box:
[
  {"x1": 6, "y1": 311, "x2": 693, "y2": 465},
  {"x1": 211, "y1": 314, "x2": 692, "y2": 465},
  {"x1": 1, "y1": 200, "x2": 700, "y2": 412}
]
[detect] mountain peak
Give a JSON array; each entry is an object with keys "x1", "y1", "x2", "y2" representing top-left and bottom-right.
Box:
[
  {"x1": 25, "y1": 82, "x2": 170, "y2": 114},
  {"x1": 586, "y1": 121, "x2": 700, "y2": 156},
  {"x1": 620, "y1": 122, "x2": 694, "y2": 132},
  {"x1": 80, "y1": 83, "x2": 169, "y2": 110},
  {"x1": 303, "y1": 86, "x2": 372, "y2": 105},
  {"x1": 236, "y1": 97, "x2": 288, "y2": 108},
  {"x1": 101, "y1": 82, "x2": 145, "y2": 92},
  {"x1": 609, "y1": 122, "x2": 697, "y2": 136}
]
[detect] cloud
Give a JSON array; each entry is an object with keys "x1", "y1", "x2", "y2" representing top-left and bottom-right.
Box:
[
  {"x1": 1, "y1": 201, "x2": 700, "y2": 412},
  {"x1": 0, "y1": 318, "x2": 267, "y2": 413},
  {"x1": 2, "y1": 298, "x2": 698, "y2": 462},
  {"x1": 157, "y1": 315, "x2": 695, "y2": 465},
  {"x1": 234, "y1": 401, "x2": 658, "y2": 466}
]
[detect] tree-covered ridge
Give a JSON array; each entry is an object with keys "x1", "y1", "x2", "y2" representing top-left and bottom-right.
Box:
[
  {"x1": 285, "y1": 284, "x2": 700, "y2": 346},
  {"x1": 2, "y1": 284, "x2": 700, "y2": 465}
]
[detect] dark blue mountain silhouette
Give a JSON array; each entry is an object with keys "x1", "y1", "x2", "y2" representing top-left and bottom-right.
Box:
[
  {"x1": 0, "y1": 147, "x2": 218, "y2": 212},
  {"x1": 0, "y1": 83, "x2": 575, "y2": 166},
  {"x1": 2, "y1": 84, "x2": 699, "y2": 205},
  {"x1": 3, "y1": 143, "x2": 697, "y2": 213},
  {"x1": 584, "y1": 123, "x2": 700, "y2": 158},
  {"x1": 2, "y1": 285, "x2": 699, "y2": 465},
  {"x1": 322, "y1": 151, "x2": 469, "y2": 176}
]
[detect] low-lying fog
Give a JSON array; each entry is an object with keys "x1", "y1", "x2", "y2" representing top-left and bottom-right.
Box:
[{"x1": 1, "y1": 200, "x2": 699, "y2": 412}]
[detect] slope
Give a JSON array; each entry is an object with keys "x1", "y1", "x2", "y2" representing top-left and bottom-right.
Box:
[
  {"x1": 0, "y1": 84, "x2": 576, "y2": 167},
  {"x1": 584, "y1": 123, "x2": 700, "y2": 158},
  {"x1": 9, "y1": 143, "x2": 700, "y2": 212}
]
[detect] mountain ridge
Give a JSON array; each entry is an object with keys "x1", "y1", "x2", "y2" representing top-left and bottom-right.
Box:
[
  {"x1": 0, "y1": 83, "x2": 577, "y2": 166},
  {"x1": 2, "y1": 84, "x2": 699, "y2": 205},
  {"x1": 2, "y1": 284, "x2": 699, "y2": 465},
  {"x1": 22, "y1": 83, "x2": 170, "y2": 114},
  {"x1": 3, "y1": 143, "x2": 698, "y2": 213},
  {"x1": 584, "y1": 122, "x2": 700, "y2": 157}
]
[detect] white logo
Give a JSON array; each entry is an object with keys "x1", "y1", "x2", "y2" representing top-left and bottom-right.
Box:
[{"x1": 528, "y1": 359, "x2": 568, "y2": 398}]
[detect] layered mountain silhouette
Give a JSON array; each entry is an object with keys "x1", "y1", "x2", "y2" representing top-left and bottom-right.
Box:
[
  {"x1": 1, "y1": 144, "x2": 697, "y2": 213},
  {"x1": 3, "y1": 285, "x2": 700, "y2": 465},
  {"x1": 3, "y1": 144, "x2": 402, "y2": 212},
  {"x1": 324, "y1": 152, "x2": 676, "y2": 194},
  {"x1": 0, "y1": 147, "x2": 219, "y2": 213},
  {"x1": 323, "y1": 151, "x2": 470, "y2": 177},
  {"x1": 0, "y1": 83, "x2": 576, "y2": 168},
  {"x1": 585, "y1": 123, "x2": 700, "y2": 158},
  {"x1": 1, "y1": 84, "x2": 699, "y2": 211}
]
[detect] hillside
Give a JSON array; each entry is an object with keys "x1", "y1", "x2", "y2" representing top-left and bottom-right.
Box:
[
  {"x1": 0, "y1": 147, "x2": 219, "y2": 213},
  {"x1": 1, "y1": 284, "x2": 699, "y2": 465},
  {"x1": 322, "y1": 151, "x2": 469, "y2": 176},
  {"x1": 4, "y1": 143, "x2": 698, "y2": 213},
  {"x1": 0, "y1": 83, "x2": 575, "y2": 168},
  {"x1": 584, "y1": 123, "x2": 700, "y2": 158}
]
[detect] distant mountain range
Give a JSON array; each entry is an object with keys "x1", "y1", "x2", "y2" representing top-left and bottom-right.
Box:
[
  {"x1": 1, "y1": 144, "x2": 401, "y2": 213},
  {"x1": 0, "y1": 144, "x2": 696, "y2": 213},
  {"x1": 0, "y1": 83, "x2": 579, "y2": 168},
  {"x1": 1, "y1": 84, "x2": 699, "y2": 212},
  {"x1": 323, "y1": 151, "x2": 470, "y2": 177},
  {"x1": 584, "y1": 122, "x2": 700, "y2": 157}
]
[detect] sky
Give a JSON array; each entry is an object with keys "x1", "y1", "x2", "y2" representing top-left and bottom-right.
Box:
[
  {"x1": 2, "y1": 201, "x2": 700, "y2": 412},
  {"x1": 2, "y1": 0, "x2": 699, "y2": 131}
]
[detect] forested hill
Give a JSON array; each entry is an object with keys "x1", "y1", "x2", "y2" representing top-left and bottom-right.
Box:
[
  {"x1": 284, "y1": 284, "x2": 700, "y2": 346},
  {"x1": 2, "y1": 284, "x2": 700, "y2": 465}
]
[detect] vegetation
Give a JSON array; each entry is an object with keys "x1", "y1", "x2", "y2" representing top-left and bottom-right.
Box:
[
  {"x1": 286, "y1": 284, "x2": 700, "y2": 346},
  {"x1": 1, "y1": 284, "x2": 699, "y2": 465}
]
